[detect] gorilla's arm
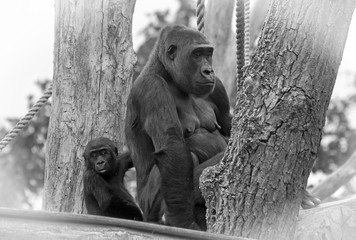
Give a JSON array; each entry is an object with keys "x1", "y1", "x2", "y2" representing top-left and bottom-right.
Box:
[
  {"x1": 116, "y1": 151, "x2": 134, "y2": 182},
  {"x1": 138, "y1": 76, "x2": 196, "y2": 228}
]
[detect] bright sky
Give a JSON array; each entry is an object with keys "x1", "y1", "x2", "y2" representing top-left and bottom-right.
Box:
[{"x1": 0, "y1": 1, "x2": 355, "y2": 128}]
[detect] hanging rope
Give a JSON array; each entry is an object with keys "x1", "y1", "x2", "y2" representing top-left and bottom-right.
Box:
[
  {"x1": 0, "y1": 83, "x2": 53, "y2": 152},
  {"x1": 196, "y1": 0, "x2": 250, "y2": 69},
  {"x1": 196, "y1": 0, "x2": 205, "y2": 33},
  {"x1": 244, "y1": 0, "x2": 251, "y2": 66},
  {"x1": 235, "y1": 0, "x2": 245, "y2": 91},
  {"x1": 235, "y1": 0, "x2": 250, "y2": 91}
]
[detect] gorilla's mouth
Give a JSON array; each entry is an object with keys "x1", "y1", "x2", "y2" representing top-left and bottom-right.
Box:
[
  {"x1": 97, "y1": 169, "x2": 107, "y2": 173},
  {"x1": 197, "y1": 81, "x2": 214, "y2": 85}
]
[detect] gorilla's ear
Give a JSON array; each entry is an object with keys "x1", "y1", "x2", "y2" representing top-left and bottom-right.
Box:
[{"x1": 167, "y1": 44, "x2": 177, "y2": 60}]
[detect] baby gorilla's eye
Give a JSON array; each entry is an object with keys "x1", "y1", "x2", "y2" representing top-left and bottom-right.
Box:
[{"x1": 101, "y1": 149, "x2": 108, "y2": 155}]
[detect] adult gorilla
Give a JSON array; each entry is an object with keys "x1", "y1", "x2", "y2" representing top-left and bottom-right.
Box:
[
  {"x1": 125, "y1": 25, "x2": 319, "y2": 230},
  {"x1": 125, "y1": 25, "x2": 231, "y2": 230}
]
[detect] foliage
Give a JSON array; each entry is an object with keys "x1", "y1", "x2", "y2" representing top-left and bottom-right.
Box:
[{"x1": 315, "y1": 86, "x2": 356, "y2": 173}]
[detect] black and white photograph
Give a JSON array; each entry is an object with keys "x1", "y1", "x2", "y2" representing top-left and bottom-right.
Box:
[{"x1": 0, "y1": 0, "x2": 355, "y2": 239}]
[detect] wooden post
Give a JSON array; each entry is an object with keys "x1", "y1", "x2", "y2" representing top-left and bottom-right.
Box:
[{"x1": 43, "y1": 0, "x2": 136, "y2": 213}]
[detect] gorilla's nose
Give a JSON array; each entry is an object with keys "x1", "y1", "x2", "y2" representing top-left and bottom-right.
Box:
[
  {"x1": 201, "y1": 67, "x2": 214, "y2": 79},
  {"x1": 96, "y1": 160, "x2": 105, "y2": 166}
]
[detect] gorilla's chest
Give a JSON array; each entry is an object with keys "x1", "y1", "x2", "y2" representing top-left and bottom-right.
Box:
[{"x1": 175, "y1": 96, "x2": 218, "y2": 138}]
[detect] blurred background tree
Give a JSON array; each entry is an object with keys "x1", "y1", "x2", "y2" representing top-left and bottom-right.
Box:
[
  {"x1": 316, "y1": 91, "x2": 356, "y2": 174},
  {"x1": 0, "y1": 0, "x2": 355, "y2": 209},
  {"x1": 0, "y1": 80, "x2": 50, "y2": 208}
]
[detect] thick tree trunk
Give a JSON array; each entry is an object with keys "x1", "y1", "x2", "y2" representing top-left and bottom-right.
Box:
[
  {"x1": 201, "y1": 0, "x2": 356, "y2": 239},
  {"x1": 43, "y1": 0, "x2": 136, "y2": 213}
]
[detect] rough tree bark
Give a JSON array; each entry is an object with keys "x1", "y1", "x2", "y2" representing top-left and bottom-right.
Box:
[
  {"x1": 43, "y1": 0, "x2": 136, "y2": 213},
  {"x1": 201, "y1": 0, "x2": 356, "y2": 239}
]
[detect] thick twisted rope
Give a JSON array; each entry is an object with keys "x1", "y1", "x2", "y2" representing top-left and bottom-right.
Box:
[
  {"x1": 244, "y1": 0, "x2": 251, "y2": 66},
  {"x1": 235, "y1": 0, "x2": 250, "y2": 91},
  {"x1": 196, "y1": 0, "x2": 205, "y2": 33},
  {"x1": 235, "y1": 0, "x2": 245, "y2": 91},
  {"x1": 0, "y1": 83, "x2": 53, "y2": 152}
]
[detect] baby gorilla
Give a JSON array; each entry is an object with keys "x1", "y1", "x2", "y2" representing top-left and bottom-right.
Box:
[{"x1": 83, "y1": 137, "x2": 143, "y2": 221}]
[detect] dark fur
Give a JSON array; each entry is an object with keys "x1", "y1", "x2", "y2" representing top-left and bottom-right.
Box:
[
  {"x1": 125, "y1": 25, "x2": 231, "y2": 229},
  {"x1": 83, "y1": 137, "x2": 143, "y2": 221}
]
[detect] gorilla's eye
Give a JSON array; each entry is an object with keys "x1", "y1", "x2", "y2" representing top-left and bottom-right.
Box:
[
  {"x1": 101, "y1": 149, "x2": 108, "y2": 155},
  {"x1": 167, "y1": 45, "x2": 177, "y2": 55},
  {"x1": 193, "y1": 51, "x2": 201, "y2": 58}
]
